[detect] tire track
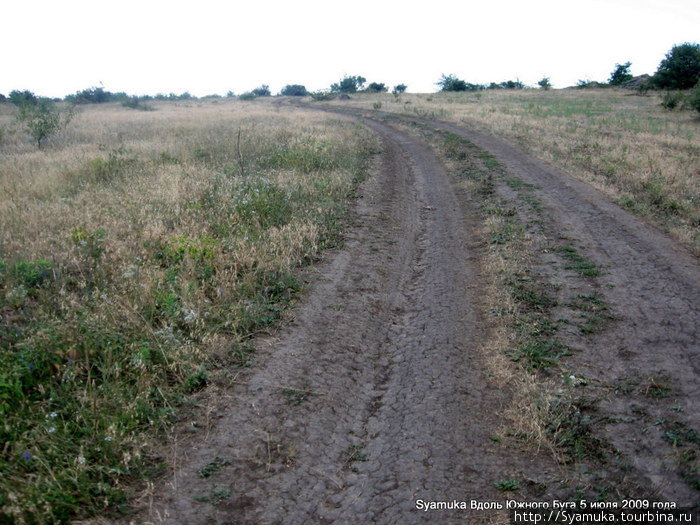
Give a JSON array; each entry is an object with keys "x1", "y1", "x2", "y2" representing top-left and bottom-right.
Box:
[{"x1": 137, "y1": 114, "x2": 561, "y2": 524}]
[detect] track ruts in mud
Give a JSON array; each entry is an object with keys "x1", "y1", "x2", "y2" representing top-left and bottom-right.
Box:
[
  {"x1": 138, "y1": 108, "x2": 699, "y2": 524},
  {"x1": 139, "y1": 116, "x2": 562, "y2": 524}
]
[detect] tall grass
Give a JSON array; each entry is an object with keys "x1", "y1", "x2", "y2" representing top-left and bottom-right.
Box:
[
  {"x1": 0, "y1": 100, "x2": 375, "y2": 522},
  {"x1": 331, "y1": 89, "x2": 700, "y2": 253}
]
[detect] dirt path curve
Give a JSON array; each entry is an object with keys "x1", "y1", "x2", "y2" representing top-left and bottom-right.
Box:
[
  {"x1": 137, "y1": 116, "x2": 561, "y2": 524},
  {"x1": 397, "y1": 114, "x2": 700, "y2": 502},
  {"x1": 364, "y1": 110, "x2": 700, "y2": 503}
]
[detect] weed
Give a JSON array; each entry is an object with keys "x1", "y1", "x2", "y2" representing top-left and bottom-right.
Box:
[
  {"x1": 194, "y1": 485, "x2": 231, "y2": 506},
  {"x1": 494, "y1": 478, "x2": 521, "y2": 492},
  {"x1": 198, "y1": 457, "x2": 232, "y2": 478},
  {"x1": 185, "y1": 368, "x2": 208, "y2": 393},
  {"x1": 512, "y1": 337, "x2": 570, "y2": 370},
  {"x1": 345, "y1": 444, "x2": 369, "y2": 464},
  {"x1": 643, "y1": 374, "x2": 673, "y2": 398},
  {"x1": 548, "y1": 396, "x2": 607, "y2": 462},
  {"x1": 567, "y1": 293, "x2": 615, "y2": 334},
  {"x1": 280, "y1": 381, "x2": 315, "y2": 405},
  {"x1": 558, "y1": 245, "x2": 600, "y2": 277}
]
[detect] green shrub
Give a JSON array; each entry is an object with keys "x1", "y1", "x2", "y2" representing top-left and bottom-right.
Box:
[
  {"x1": 330, "y1": 75, "x2": 366, "y2": 93},
  {"x1": 121, "y1": 96, "x2": 154, "y2": 111},
  {"x1": 437, "y1": 74, "x2": 484, "y2": 92},
  {"x1": 310, "y1": 91, "x2": 334, "y2": 101},
  {"x1": 392, "y1": 84, "x2": 407, "y2": 94},
  {"x1": 688, "y1": 82, "x2": 700, "y2": 113},
  {"x1": 9, "y1": 89, "x2": 38, "y2": 107},
  {"x1": 251, "y1": 85, "x2": 271, "y2": 97},
  {"x1": 16, "y1": 101, "x2": 73, "y2": 147},
  {"x1": 538, "y1": 77, "x2": 552, "y2": 90},
  {"x1": 7, "y1": 259, "x2": 53, "y2": 288},
  {"x1": 660, "y1": 91, "x2": 686, "y2": 110},
  {"x1": 280, "y1": 84, "x2": 308, "y2": 96},
  {"x1": 365, "y1": 82, "x2": 387, "y2": 93},
  {"x1": 608, "y1": 61, "x2": 633, "y2": 86},
  {"x1": 238, "y1": 92, "x2": 257, "y2": 101},
  {"x1": 652, "y1": 42, "x2": 700, "y2": 90}
]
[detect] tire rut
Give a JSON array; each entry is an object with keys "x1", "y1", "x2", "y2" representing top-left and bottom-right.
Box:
[
  {"x1": 365, "y1": 111, "x2": 700, "y2": 505},
  {"x1": 137, "y1": 115, "x2": 560, "y2": 524}
]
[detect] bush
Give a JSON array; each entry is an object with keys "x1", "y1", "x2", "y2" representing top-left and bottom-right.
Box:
[
  {"x1": 280, "y1": 84, "x2": 308, "y2": 96},
  {"x1": 365, "y1": 82, "x2": 387, "y2": 93},
  {"x1": 437, "y1": 74, "x2": 484, "y2": 92},
  {"x1": 330, "y1": 76, "x2": 366, "y2": 93},
  {"x1": 392, "y1": 84, "x2": 407, "y2": 94},
  {"x1": 16, "y1": 101, "x2": 73, "y2": 148},
  {"x1": 652, "y1": 43, "x2": 700, "y2": 90},
  {"x1": 537, "y1": 77, "x2": 552, "y2": 90},
  {"x1": 608, "y1": 62, "x2": 633, "y2": 86},
  {"x1": 9, "y1": 90, "x2": 38, "y2": 107},
  {"x1": 238, "y1": 92, "x2": 257, "y2": 101},
  {"x1": 65, "y1": 87, "x2": 113, "y2": 104},
  {"x1": 688, "y1": 82, "x2": 700, "y2": 113},
  {"x1": 121, "y1": 96, "x2": 154, "y2": 111},
  {"x1": 251, "y1": 85, "x2": 271, "y2": 97},
  {"x1": 310, "y1": 91, "x2": 334, "y2": 101},
  {"x1": 492, "y1": 80, "x2": 525, "y2": 90},
  {"x1": 660, "y1": 91, "x2": 686, "y2": 110}
]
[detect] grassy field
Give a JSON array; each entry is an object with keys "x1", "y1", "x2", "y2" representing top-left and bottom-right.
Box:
[
  {"x1": 0, "y1": 99, "x2": 374, "y2": 522},
  {"x1": 327, "y1": 88, "x2": 700, "y2": 254}
]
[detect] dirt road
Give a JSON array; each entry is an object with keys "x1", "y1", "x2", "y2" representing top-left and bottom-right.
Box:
[{"x1": 135, "y1": 109, "x2": 699, "y2": 524}]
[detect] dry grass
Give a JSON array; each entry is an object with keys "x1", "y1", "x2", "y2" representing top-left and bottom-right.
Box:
[
  {"x1": 0, "y1": 99, "x2": 375, "y2": 521},
  {"x1": 326, "y1": 89, "x2": 700, "y2": 253}
]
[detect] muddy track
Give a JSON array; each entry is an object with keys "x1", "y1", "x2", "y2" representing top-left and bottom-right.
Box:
[
  {"x1": 134, "y1": 108, "x2": 700, "y2": 524},
  {"x1": 372, "y1": 111, "x2": 700, "y2": 503},
  {"x1": 136, "y1": 116, "x2": 563, "y2": 524}
]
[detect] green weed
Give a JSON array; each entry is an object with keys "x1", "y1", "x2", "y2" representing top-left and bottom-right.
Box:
[
  {"x1": 494, "y1": 478, "x2": 521, "y2": 492},
  {"x1": 558, "y1": 245, "x2": 600, "y2": 277}
]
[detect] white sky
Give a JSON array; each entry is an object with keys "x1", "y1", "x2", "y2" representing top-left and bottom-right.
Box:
[{"x1": 2, "y1": 0, "x2": 698, "y2": 97}]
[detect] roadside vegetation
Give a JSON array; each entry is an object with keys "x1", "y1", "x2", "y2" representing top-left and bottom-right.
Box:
[
  {"x1": 0, "y1": 100, "x2": 374, "y2": 522},
  {"x1": 330, "y1": 88, "x2": 700, "y2": 254}
]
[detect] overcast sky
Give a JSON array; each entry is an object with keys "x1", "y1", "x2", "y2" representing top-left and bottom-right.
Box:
[{"x1": 3, "y1": 0, "x2": 698, "y2": 97}]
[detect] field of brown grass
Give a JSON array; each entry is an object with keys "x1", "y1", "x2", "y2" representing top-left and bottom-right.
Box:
[{"x1": 0, "y1": 99, "x2": 374, "y2": 521}]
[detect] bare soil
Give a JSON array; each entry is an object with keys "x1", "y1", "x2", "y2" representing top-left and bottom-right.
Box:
[{"x1": 127, "y1": 108, "x2": 699, "y2": 524}]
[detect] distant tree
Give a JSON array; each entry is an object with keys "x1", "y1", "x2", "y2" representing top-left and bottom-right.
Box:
[
  {"x1": 0, "y1": 93, "x2": 6, "y2": 102},
  {"x1": 238, "y1": 92, "x2": 257, "y2": 101},
  {"x1": 437, "y1": 74, "x2": 468, "y2": 92},
  {"x1": 392, "y1": 84, "x2": 407, "y2": 94},
  {"x1": 280, "y1": 84, "x2": 308, "y2": 96},
  {"x1": 365, "y1": 82, "x2": 388, "y2": 93},
  {"x1": 537, "y1": 77, "x2": 552, "y2": 90},
  {"x1": 251, "y1": 85, "x2": 271, "y2": 97},
  {"x1": 226, "y1": 90, "x2": 235, "y2": 97},
  {"x1": 65, "y1": 87, "x2": 114, "y2": 104},
  {"x1": 330, "y1": 76, "x2": 366, "y2": 93},
  {"x1": 9, "y1": 90, "x2": 38, "y2": 106},
  {"x1": 498, "y1": 79, "x2": 524, "y2": 89},
  {"x1": 652, "y1": 42, "x2": 700, "y2": 90},
  {"x1": 16, "y1": 100, "x2": 73, "y2": 147},
  {"x1": 438, "y1": 75, "x2": 485, "y2": 92},
  {"x1": 608, "y1": 62, "x2": 633, "y2": 86}
]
